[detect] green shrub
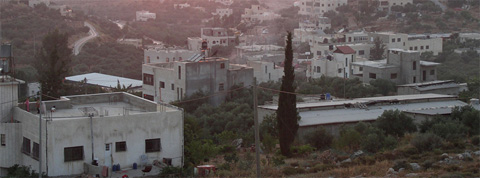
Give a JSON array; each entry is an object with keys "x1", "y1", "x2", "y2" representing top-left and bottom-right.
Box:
[
  {"x1": 362, "y1": 133, "x2": 384, "y2": 153},
  {"x1": 291, "y1": 144, "x2": 316, "y2": 155},
  {"x1": 217, "y1": 163, "x2": 231, "y2": 171},
  {"x1": 304, "y1": 127, "x2": 333, "y2": 150},
  {"x1": 272, "y1": 155, "x2": 286, "y2": 166},
  {"x1": 219, "y1": 145, "x2": 235, "y2": 154},
  {"x1": 336, "y1": 128, "x2": 362, "y2": 151},
  {"x1": 430, "y1": 120, "x2": 467, "y2": 141},
  {"x1": 375, "y1": 110, "x2": 417, "y2": 137},
  {"x1": 411, "y1": 133, "x2": 443, "y2": 153},
  {"x1": 422, "y1": 159, "x2": 435, "y2": 170},
  {"x1": 282, "y1": 167, "x2": 306, "y2": 175},
  {"x1": 383, "y1": 135, "x2": 398, "y2": 150},
  {"x1": 224, "y1": 153, "x2": 239, "y2": 163},
  {"x1": 160, "y1": 166, "x2": 184, "y2": 176}
]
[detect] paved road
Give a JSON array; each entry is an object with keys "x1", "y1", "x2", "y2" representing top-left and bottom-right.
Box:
[
  {"x1": 73, "y1": 22, "x2": 98, "y2": 55},
  {"x1": 430, "y1": 0, "x2": 447, "y2": 12}
]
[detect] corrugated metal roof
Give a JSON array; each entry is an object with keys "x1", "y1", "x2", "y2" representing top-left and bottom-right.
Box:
[
  {"x1": 66, "y1": 73, "x2": 142, "y2": 89},
  {"x1": 299, "y1": 100, "x2": 467, "y2": 127},
  {"x1": 334, "y1": 46, "x2": 356, "y2": 54}
]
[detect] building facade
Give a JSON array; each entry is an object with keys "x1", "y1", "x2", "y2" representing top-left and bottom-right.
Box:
[
  {"x1": 142, "y1": 57, "x2": 253, "y2": 105},
  {"x1": 136, "y1": 10, "x2": 156, "y2": 21},
  {"x1": 144, "y1": 48, "x2": 197, "y2": 64},
  {"x1": 212, "y1": 8, "x2": 233, "y2": 18},
  {"x1": 241, "y1": 5, "x2": 281, "y2": 23},
  {"x1": 297, "y1": 0, "x2": 348, "y2": 16},
  {"x1": 0, "y1": 91, "x2": 183, "y2": 177},
  {"x1": 352, "y1": 49, "x2": 439, "y2": 85},
  {"x1": 200, "y1": 28, "x2": 236, "y2": 48}
]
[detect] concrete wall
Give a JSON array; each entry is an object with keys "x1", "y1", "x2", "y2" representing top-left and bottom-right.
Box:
[
  {"x1": 11, "y1": 106, "x2": 182, "y2": 177},
  {"x1": 185, "y1": 60, "x2": 229, "y2": 105},
  {"x1": 361, "y1": 66, "x2": 400, "y2": 84},
  {"x1": 298, "y1": 0, "x2": 348, "y2": 16},
  {"x1": 0, "y1": 122, "x2": 23, "y2": 176},
  {"x1": 144, "y1": 49, "x2": 197, "y2": 64},
  {"x1": 406, "y1": 38, "x2": 443, "y2": 55},
  {"x1": 0, "y1": 80, "x2": 21, "y2": 122},
  {"x1": 247, "y1": 61, "x2": 282, "y2": 83},
  {"x1": 227, "y1": 65, "x2": 254, "y2": 89}
]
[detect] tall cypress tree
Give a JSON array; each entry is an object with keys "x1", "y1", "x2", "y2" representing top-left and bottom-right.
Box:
[
  {"x1": 370, "y1": 37, "x2": 386, "y2": 61},
  {"x1": 276, "y1": 31, "x2": 299, "y2": 156}
]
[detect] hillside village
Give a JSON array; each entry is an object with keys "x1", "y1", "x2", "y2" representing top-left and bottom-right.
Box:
[{"x1": 0, "y1": 0, "x2": 479, "y2": 177}]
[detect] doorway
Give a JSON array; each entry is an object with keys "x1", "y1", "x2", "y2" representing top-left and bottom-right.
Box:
[{"x1": 105, "y1": 143, "x2": 112, "y2": 168}]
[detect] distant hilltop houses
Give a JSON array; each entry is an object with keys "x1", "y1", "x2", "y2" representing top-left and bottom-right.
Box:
[{"x1": 3, "y1": 0, "x2": 73, "y2": 16}]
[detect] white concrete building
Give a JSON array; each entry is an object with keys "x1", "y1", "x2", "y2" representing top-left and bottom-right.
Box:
[
  {"x1": 142, "y1": 57, "x2": 253, "y2": 105},
  {"x1": 241, "y1": 5, "x2": 280, "y2": 23},
  {"x1": 0, "y1": 86, "x2": 183, "y2": 176},
  {"x1": 352, "y1": 49, "x2": 440, "y2": 85},
  {"x1": 297, "y1": 0, "x2": 348, "y2": 16},
  {"x1": 379, "y1": 0, "x2": 413, "y2": 11},
  {"x1": 307, "y1": 46, "x2": 365, "y2": 79},
  {"x1": 246, "y1": 60, "x2": 283, "y2": 83},
  {"x1": 459, "y1": 33, "x2": 480, "y2": 43},
  {"x1": 209, "y1": 0, "x2": 234, "y2": 6},
  {"x1": 299, "y1": 17, "x2": 331, "y2": 31},
  {"x1": 173, "y1": 3, "x2": 190, "y2": 9},
  {"x1": 136, "y1": 10, "x2": 156, "y2": 21},
  {"x1": 212, "y1": 8, "x2": 233, "y2": 18},
  {"x1": 369, "y1": 32, "x2": 443, "y2": 55},
  {"x1": 144, "y1": 48, "x2": 197, "y2": 64},
  {"x1": 200, "y1": 28, "x2": 236, "y2": 48}
]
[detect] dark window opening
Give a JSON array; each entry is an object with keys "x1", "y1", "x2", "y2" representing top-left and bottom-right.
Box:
[
  {"x1": 145, "y1": 138, "x2": 161, "y2": 153},
  {"x1": 220, "y1": 63, "x2": 225, "y2": 69},
  {"x1": 219, "y1": 83, "x2": 225, "y2": 91},
  {"x1": 413, "y1": 61, "x2": 417, "y2": 70},
  {"x1": 163, "y1": 158, "x2": 172, "y2": 166},
  {"x1": 143, "y1": 74, "x2": 154, "y2": 85},
  {"x1": 369, "y1": 73, "x2": 377, "y2": 79},
  {"x1": 143, "y1": 94, "x2": 154, "y2": 101},
  {"x1": 391, "y1": 73, "x2": 397, "y2": 79},
  {"x1": 160, "y1": 81, "x2": 165, "y2": 88},
  {"x1": 116, "y1": 141, "x2": 127, "y2": 152},
  {"x1": 171, "y1": 84, "x2": 175, "y2": 90},
  {"x1": 1, "y1": 134, "x2": 5, "y2": 146},
  {"x1": 22, "y1": 137, "x2": 30, "y2": 155},
  {"x1": 32, "y1": 142, "x2": 39, "y2": 160},
  {"x1": 64, "y1": 146, "x2": 84, "y2": 162}
]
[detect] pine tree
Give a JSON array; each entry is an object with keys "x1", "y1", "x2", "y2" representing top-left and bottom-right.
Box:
[
  {"x1": 276, "y1": 32, "x2": 299, "y2": 156},
  {"x1": 370, "y1": 37, "x2": 386, "y2": 61},
  {"x1": 35, "y1": 29, "x2": 72, "y2": 99}
]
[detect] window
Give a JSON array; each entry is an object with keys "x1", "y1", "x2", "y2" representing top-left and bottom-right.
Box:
[
  {"x1": 265, "y1": 66, "x2": 267, "y2": 73},
  {"x1": 358, "y1": 50, "x2": 365, "y2": 55},
  {"x1": 430, "y1": 70, "x2": 435, "y2": 75},
  {"x1": 413, "y1": 61, "x2": 417, "y2": 70},
  {"x1": 345, "y1": 58, "x2": 348, "y2": 67},
  {"x1": 145, "y1": 138, "x2": 161, "y2": 153},
  {"x1": 179, "y1": 57, "x2": 183, "y2": 61},
  {"x1": 420, "y1": 46, "x2": 424, "y2": 50},
  {"x1": 22, "y1": 137, "x2": 31, "y2": 155},
  {"x1": 397, "y1": 38, "x2": 401, "y2": 42},
  {"x1": 166, "y1": 58, "x2": 169, "y2": 62},
  {"x1": 157, "y1": 56, "x2": 159, "y2": 59},
  {"x1": 160, "y1": 81, "x2": 165, "y2": 88},
  {"x1": 116, "y1": 141, "x2": 127, "y2": 152},
  {"x1": 409, "y1": 47, "x2": 413, "y2": 50},
  {"x1": 32, "y1": 142, "x2": 39, "y2": 160},
  {"x1": 219, "y1": 83, "x2": 225, "y2": 91},
  {"x1": 221, "y1": 63, "x2": 225, "y2": 69},
  {"x1": 316, "y1": 66, "x2": 321, "y2": 73},
  {"x1": 392, "y1": 38, "x2": 395, "y2": 42},
  {"x1": 359, "y1": 67, "x2": 363, "y2": 71},
  {"x1": 64, "y1": 146, "x2": 84, "y2": 162},
  {"x1": 426, "y1": 45, "x2": 429, "y2": 49},
  {"x1": 391, "y1": 73, "x2": 398, "y2": 79},
  {"x1": 413, "y1": 76, "x2": 416, "y2": 83},
  {"x1": 171, "y1": 84, "x2": 175, "y2": 90},
  {"x1": 317, "y1": 51, "x2": 322, "y2": 56},
  {"x1": 143, "y1": 74, "x2": 154, "y2": 85},
  {"x1": 1, "y1": 134, "x2": 5, "y2": 146},
  {"x1": 146, "y1": 56, "x2": 150, "y2": 63},
  {"x1": 414, "y1": 46, "x2": 418, "y2": 50},
  {"x1": 338, "y1": 68, "x2": 342, "y2": 73},
  {"x1": 178, "y1": 66, "x2": 181, "y2": 79},
  {"x1": 369, "y1": 73, "x2": 377, "y2": 79},
  {"x1": 143, "y1": 94, "x2": 154, "y2": 101}
]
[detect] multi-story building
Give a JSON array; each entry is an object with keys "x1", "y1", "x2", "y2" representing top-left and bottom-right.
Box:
[
  {"x1": 0, "y1": 82, "x2": 183, "y2": 176},
  {"x1": 209, "y1": 0, "x2": 234, "y2": 6},
  {"x1": 212, "y1": 8, "x2": 233, "y2": 18},
  {"x1": 369, "y1": 32, "x2": 443, "y2": 55},
  {"x1": 28, "y1": 0, "x2": 49, "y2": 7},
  {"x1": 379, "y1": 0, "x2": 413, "y2": 11},
  {"x1": 200, "y1": 28, "x2": 236, "y2": 48},
  {"x1": 136, "y1": 10, "x2": 156, "y2": 21},
  {"x1": 246, "y1": 60, "x2": 283, "y2": 83},
  {"x1": 307, "y1": 46, "x2": 366, "y2": 79},
  {"x1": 144, "y1": 48, "x2": 197, "y2": 64},
  {"x1": 351, "y1": 49, "x2": 440, "y2": 85},
  {"x1": 142, "y1": 57, "x2": 253, "y2": 105},
  {"x1": 299, "y1": 16, "x2": 331, "y2": 31},
  {"x1": 297, "y1": 0, "x2": 348, "y2": 16},
  {"x1": 241, "y1": 5, "x2": 281, "y2": 23}
]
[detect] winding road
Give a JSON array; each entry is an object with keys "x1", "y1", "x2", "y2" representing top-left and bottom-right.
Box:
[{"x1": 73, "y1": 22, "x2": 98, "y2": 55}]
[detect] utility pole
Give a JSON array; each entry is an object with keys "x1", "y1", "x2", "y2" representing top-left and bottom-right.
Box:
[
  {"x1": 253, "y1": 78, "x2": 261, "y2": 178},
  {"x1": 89, "y1": 113, "x2": 95, "y2": 161},
  {"x1": 38, "y1": 90, "x2": 42, "y2": 178}
]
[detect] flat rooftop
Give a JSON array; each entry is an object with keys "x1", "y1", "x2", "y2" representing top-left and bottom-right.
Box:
[
  {"x1": 299, "y1": 100, "x2": 466, "y2": 127},
  {"x1": 66, "y1": 73, "x2": 142, "y2": 89},
  {"x1": 27, "y1": 92, "x2": 179, "y2": 120},
  {"x1": 259, "y1": 94, "x2": 457, "y2": 111},
  {"x1": 351, "y1": 59, "x2": 397, "y2": 69}
]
